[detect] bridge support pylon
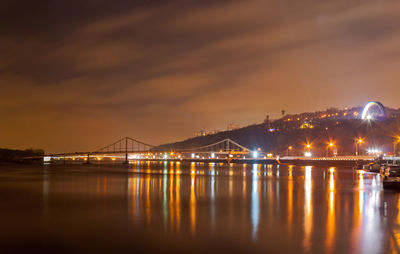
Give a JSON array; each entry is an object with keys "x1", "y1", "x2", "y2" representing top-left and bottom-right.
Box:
[
  {"x1": 123, "y1": 151, "x2": 129, "y2": 164},
  {"x1": 86, "y1": 153, "x2": 90, "y2": 164}
]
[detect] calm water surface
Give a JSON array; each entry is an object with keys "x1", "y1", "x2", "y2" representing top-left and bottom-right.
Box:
[{"x1": 1, "y1": 162, "x2": 400, "y2": 253}]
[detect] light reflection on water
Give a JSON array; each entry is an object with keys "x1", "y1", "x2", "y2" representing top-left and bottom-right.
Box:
[
  {"x1": 123, "y1": 161, "x2": 391, "y2": 253},
  {"x1": 251, "y1": 163, "x2": 260, "y2": 241},
  {"x1": 1, "y1": 162, "x2": 400, "y2": 253},
  {"x1": 304, "y1": 165, "x2": 312, "y2": 252}
]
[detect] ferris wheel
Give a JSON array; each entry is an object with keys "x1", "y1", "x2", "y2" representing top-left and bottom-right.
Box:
[{"x1": 361, "y1": 101, "x2": 387, "y2": 120}]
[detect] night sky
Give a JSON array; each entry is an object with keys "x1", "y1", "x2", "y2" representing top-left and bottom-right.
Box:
[{"x1": 2, "y1": 0, "x2": 400, "y2": 153}]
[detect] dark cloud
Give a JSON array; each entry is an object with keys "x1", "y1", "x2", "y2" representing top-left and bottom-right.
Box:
[{"x1": 1, "y1": 0, "x2": 400, "y2": 152}]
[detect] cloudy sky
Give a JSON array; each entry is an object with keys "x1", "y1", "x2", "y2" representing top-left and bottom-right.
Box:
[{"x1": 1, "y1": 0, "x2": 400, "y2": 152}]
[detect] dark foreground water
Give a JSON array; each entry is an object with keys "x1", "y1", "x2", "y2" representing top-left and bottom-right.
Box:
[{"x1": 1, "y1": 162, "x2": 400, "y2": 253}]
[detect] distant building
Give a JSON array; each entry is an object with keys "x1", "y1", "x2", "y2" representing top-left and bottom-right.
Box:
[
  {"x1": 195, "y1": 130, "x2": 219, "y2": 137},
  {"x1": 196, "y1": 130, "x2": 207, "y2": 137},
  {"x1": 300, "y1": 121, "x2": 314, "y2": 129},
  {"x1": 227, "y1": 122, "x2": 240, "y2": 131}
]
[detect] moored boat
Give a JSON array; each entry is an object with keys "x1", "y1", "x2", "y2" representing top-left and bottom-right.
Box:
[{"x1": 383, "y1": 177, "x2": 400, "y2": 190}]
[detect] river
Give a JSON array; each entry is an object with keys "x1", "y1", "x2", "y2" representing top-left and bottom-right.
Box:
[{"x1": 0, "y1": 162, "x2": 399, "y2": 253}]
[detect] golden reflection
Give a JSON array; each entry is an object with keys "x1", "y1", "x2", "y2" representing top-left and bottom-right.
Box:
[
  {"x1": 267, "y1": 164, "x2": 273, "y2": 177},
  {"x1": 169, "y1": 173, "x2": 174, "y2": 232},
  {"x1": 326, "y1": 167, "x2": 336, "y2": 253},
  {"x1": 191, "y1": 162, "x2": 196, "y2": 175},
  {"x1": 389, "y1": 198, "x2": 400, "y2": 252},
  {"x1": 243, "y1": 166, "x2": 247, "y2": 197},
  {"x1": 175, "y1": 172, "x2": 181, "y2": 232},
  {"x1": 351, "y1": 170, "x2": 364, "y2": 252},
  {"x1": 145, "y1": 174, "x2": 151, "y2": 223},
  {"x1": 129, "y1": 176, "x2": 139, "y2": 222},
  {"x1": 199, "y1": 174, "x2": 205, "y2": 197},
  {"x1": 267, "y1": 165, "x2": 274, "y2": 221},
  {"x1": 190, "y1": 173, "x2": 196, "y2": 235},
  {"x1": 304, "y1": 166, "x2": 313, "y2": 252},
  {"x1": 229, "y1": 172, "x2": 233, "y2": 197},
  {"x1": 175, "y1": 161, "x2": 181, "y2": 175},
  {"x1": 358, "y1": 171, "x2": 364, "y2": 213},
  {"x1": 288, "y1": 166, "x2": 293, "y2": 235}
]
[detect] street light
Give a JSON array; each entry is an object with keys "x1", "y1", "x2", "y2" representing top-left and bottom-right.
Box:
[
  {"x1": 287, "y1": 146, "x2": 293, "y2": 156},
  {"x1": 355, "y1": 138, "x2": 364, "y2": 156},
  {"x1": 326, "y1": 142, "x2": 334, "y2": 157},
  {"x1": 304, "y1": 143, "x2": 311, "y2": 157},
  {"x1": 253, "y1": 151, "x2": 258, "y2": 158}
]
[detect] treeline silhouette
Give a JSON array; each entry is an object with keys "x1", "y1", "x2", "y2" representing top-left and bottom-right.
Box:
[{"x1": 0, "y1": 148, "x2": 44, "y2": 162}]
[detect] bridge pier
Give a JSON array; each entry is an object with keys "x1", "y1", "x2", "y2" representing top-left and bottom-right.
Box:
[
  {"x1": 86, "y1": 153, "x2": 90, "y2": 164},
  {"x1": 124, "y1": 138, "x2": 129, "y2": 164},
  {"x1": 123, "y1": 151, "x2": 128, "y2": 164}
]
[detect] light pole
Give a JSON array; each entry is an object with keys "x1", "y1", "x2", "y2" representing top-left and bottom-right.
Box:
[
  {"x1": 304, "y1": 143, "x2": 311, "y2": 157},
  {"x1": 287, "y1": 146, "x2": 293, "y2": 156},
  {"x1": 355, "y1": 138, "x2": 364, "y2": 156},
  {"x1": 326, "y1": 142, "x2": 334, "y2": 157}
]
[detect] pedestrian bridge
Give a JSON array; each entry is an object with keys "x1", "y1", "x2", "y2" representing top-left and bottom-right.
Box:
[{"x1": 43, "y1": 136, "x2": 382, "y2": 166}]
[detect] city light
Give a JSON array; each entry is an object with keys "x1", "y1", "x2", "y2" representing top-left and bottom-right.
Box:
[
  {"x1": 253, "y1": 151, "x2": 258, "y2": 158},
  {"x1": 287, "y1": 145, "x2": 293, "y2": 156},
  {"x1": 367, "y1": 148, "x2": 382, "y2": 155},
  {"x1": 355, "y1": 137, "x2": 365, "y2": 156},
  {"x1": 304, "y1": 143, "x2": 312, "y2": 157},
  {"x1": 326, "y1": 141, "x2": 335, "y2": 157}
]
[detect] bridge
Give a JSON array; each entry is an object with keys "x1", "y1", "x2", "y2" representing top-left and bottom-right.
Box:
[
  {"x1": 43, "y1": 136, "x2": 382, "y2": 166},
  {"x1": 44, "y1": 137, "x2": 254, "y2": 163},
  {"x1": 45, "y1": 137, "x2": 155, "y2": 164}
]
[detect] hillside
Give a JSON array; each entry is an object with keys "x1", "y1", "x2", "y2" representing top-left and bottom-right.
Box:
[{"x1": 157, "y1": 117, "x2": 400, "y2": 157}]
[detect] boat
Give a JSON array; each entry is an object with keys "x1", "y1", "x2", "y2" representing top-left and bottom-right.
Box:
[
  {"x1": 353, "y1": 162, "x2": 376, "y2": 172},
  {"x1": 383, "y1": 177, "x2": 400, "y2": 190}
]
